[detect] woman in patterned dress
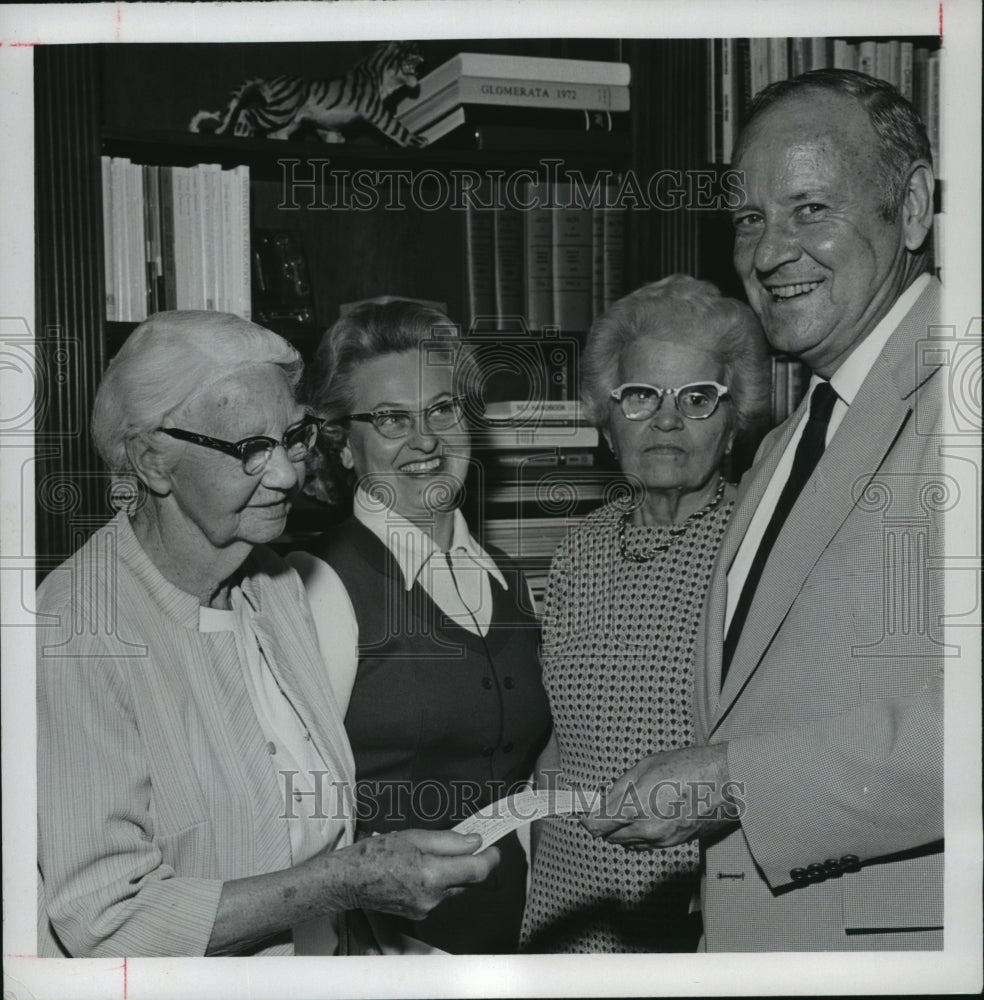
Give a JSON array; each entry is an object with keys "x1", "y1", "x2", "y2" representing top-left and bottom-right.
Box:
[{"x1": 521, "y1": 275, "x2": 771, "y2": 953}]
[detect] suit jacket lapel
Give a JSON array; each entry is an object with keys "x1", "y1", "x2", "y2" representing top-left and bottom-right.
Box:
[
  {"x1": 695, "y1": 415, "x2": 800, "y2": 739},
  {"x1": 709, "y1": 279, "x2": 940, "y2": 733}
]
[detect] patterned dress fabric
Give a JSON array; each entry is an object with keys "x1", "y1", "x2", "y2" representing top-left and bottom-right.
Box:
[{"x1": 521, "y1": 497, "x2": 734, "y2": 953}]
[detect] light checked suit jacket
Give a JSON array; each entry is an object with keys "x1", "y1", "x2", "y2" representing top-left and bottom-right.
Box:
[{"x1": 694, "y1": 278, "x2": 945, "y2": 951}]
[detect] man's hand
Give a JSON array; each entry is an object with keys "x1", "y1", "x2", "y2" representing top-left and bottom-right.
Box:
[
  {"x1": 580, "y1": 743, "x2": 741, "y2": 849},
  {"x1": 331, "y1": 829, "x2": 499, "y2": 920}
]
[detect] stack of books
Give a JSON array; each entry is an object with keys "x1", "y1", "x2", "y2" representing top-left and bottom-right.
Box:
[
  {"x1": 474, "y1": 399, "x2": 604, "y2": 589},
  {"x1": 396, "y1": 52, "x2": 631, "y2": 151},
  {"x1": 102, "y1": 157, "x2": 251, "y2": 323},
  {"x1": 477, "y1": 399, "x2": 599, "y2": 456}
]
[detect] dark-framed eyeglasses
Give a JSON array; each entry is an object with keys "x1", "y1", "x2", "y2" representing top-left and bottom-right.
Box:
[
  {"x1": 610, "y1": 381, "x2": 730, "y2": 421},
  {"x1": 343, "y1": 395, "x2": 467, "y2": 440},
  {"x1": 159, "y1": 415, "x2": 321, "y2": 475}
]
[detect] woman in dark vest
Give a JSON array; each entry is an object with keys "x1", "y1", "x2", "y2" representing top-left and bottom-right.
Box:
[{"x1": 288, "y1": 300, "x2": 551, "y2": 954}]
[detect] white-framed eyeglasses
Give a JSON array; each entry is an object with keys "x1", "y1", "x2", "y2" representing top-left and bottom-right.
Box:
[
  {"x1": 609, "y1": 382, "x2": 730, "y2": 421},
  {"x1": 343, "y1": 395, "x2": 467, "y2": 440}
]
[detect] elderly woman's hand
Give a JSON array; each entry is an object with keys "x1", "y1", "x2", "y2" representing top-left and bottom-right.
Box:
[
  {"x1": 332, "y1": 829, "x2": 500, "y2": 920},
  {"x1": 208, "y1": 829, "x2": 498, "y2": 953}
]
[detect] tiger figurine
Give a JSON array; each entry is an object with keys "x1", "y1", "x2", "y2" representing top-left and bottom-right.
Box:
[{"x1": 189, "y1": 41, "x2": 426, "y2": 146}]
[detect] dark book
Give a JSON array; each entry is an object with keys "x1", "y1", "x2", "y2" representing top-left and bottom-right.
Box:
[
  {"x1": 735, "y1": 38, "x2": 752, "y2": 133},
  {"x1": 712, "y1": 39, "x2": 724, "y2": 163},
  {"x1": 420, "y1": 103, "x2": 629, "y2": 145},
  {"x1": 463, "y1": 177, "x2": 496, "y2": 327},
  {"x1": 158, "y1": 166, "x2": 178, "y2": 311},
  {"x1": 601, "y1": 196, "x2": 625, "y2": 310},
  {"x1": 485, "y1": 449, "x2": 596, "y2": 469},
  {"x1": 523, "y1": 178, "x2": 554, "y2": 332},
  {"x1": 433, "y1": 123, "x2": 631, "y2": 154},
  {"x1": 142, "y1": 164, "x2": 161, "y2": 315},
  {"x1": 707, "y1": 39, "x2": 717, "y2": 163},
  {"x1": 551, "y1": 182, "x2": 594, "y2": 334},
  {"x1": 492, "y1": 177, "x2": 524, "y2": 326}
]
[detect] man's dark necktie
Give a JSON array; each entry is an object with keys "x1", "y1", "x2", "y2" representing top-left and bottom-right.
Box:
[{"x1": 721, "y1": 380, "x2": 839, "y2": 685}]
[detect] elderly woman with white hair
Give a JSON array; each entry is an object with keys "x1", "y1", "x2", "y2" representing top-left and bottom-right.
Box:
[
  {"x1": 36, "y1": 310, "x2": 498, "y2": 958},
  {"x1": 520, "y1": 275, "x2": 771, "y2": 953}
]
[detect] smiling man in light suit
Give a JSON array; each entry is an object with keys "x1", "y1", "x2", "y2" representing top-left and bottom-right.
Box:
[{"x1": 583, "y1": 69, "x2": 945, "y2": 950}]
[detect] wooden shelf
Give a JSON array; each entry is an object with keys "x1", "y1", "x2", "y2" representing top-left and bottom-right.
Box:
[{"x1": 100, "y1": 126, "x2": 630, "y2": 178}]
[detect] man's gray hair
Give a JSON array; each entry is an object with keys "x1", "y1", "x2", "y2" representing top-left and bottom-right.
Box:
[
  {"x1": 733, "y1": 68, "x2": 933, "y2": 221},
  {"x1": 581, "y1": 274, "x2": 771, "y2": 436},
  {"x1": 91, "y1": 310, "x2": 302, "y2": 473}
]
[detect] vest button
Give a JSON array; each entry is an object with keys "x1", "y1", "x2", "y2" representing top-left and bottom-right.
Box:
[
  {"x1": 481, "y1": 745, "x2": 494, "y2": 757},
  {"x1": 266, "y1": 741, "x2": 277, "y2": 755},
  {"x1": 503, "y1": 676, "x2": 515, "y2": 689},
  {"x1": 481, "y1": 676, "x2": 493, "y2": 689},
  {"x1": 502, "y1": 742, "x2": 514, "y2": 753}
]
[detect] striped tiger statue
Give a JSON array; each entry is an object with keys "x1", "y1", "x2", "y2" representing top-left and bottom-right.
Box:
[{"x1": 189, "y1": 41, "x2": 426, "y2": 146}]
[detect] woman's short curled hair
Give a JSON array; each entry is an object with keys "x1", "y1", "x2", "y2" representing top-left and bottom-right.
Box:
[
  {"x1": 91, "y1": 310, "x2": 301, "y2": 473},
  {"x1": 301, "y1": 299, "x2": 475, "y2": 503},
  {"x1": 581, "y1": 274, "x2": 771, "y2": 437}
]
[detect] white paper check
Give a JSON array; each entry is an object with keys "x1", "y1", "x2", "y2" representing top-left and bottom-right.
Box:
[{"x1": 452, "y1": 787, "x2": 598, "y2": 849}]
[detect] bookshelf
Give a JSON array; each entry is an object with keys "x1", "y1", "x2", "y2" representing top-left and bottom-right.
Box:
[
  {"x1": 36, "y1": 39, "x2": 717, "y2": 576},
  {"x1": 706, "y1": 35, "x2": 942, "y2": 169},
  {"x1": 40, "y1": 36, "x2": 940, "y2": 579}
]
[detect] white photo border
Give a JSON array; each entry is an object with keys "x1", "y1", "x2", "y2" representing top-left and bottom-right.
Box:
[{"x1": 2, "y1": 2, "x2": 980, "y2": 997}]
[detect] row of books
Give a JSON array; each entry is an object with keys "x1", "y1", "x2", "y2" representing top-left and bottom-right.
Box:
[
  {"x1": 708, "y1": 38, "x2": 942, "y2": 169},
  {"x1": 101, "y1": 157, "x2": 251, "y2": 323},
  {"x1": 464, "y1": 179, "x2": 625, "y2": 338},
  {"x1": 771, "y1": 356, "x2": 810, "y2": 426},
  {"x1": 396, "y1": 52, "x2": 631, "y2": 153},
  {"x1": 475, "y1": 397, "x2": 600, "y2": 582}
]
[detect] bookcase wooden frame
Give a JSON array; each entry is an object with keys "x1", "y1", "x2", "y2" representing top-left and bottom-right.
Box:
[{"x1": 40, "y1": 36, "x2": 938, "y2": 572}]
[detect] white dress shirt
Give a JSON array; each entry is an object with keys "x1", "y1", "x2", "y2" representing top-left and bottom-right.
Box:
[
  {"x1": 725, "y1": 273, "x2": 931, "y2": 630},
  {"x1": 199, "y1": 595, "x2": 346, "y2": 954}
]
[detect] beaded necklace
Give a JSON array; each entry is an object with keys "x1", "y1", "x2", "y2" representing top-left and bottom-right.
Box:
[{"x1": 617, "y1": 477, "x2": 728, "y2": 562}]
